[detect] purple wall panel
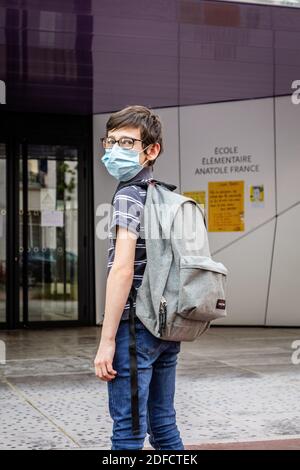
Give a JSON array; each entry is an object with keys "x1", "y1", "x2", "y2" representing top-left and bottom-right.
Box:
[{"x1": 0, "y1": 0, "x2": 299, "y2": 114}]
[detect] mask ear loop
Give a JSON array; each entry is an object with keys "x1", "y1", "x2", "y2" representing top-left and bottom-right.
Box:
[{"x1": 140, "y1": 143, "x2": 154, "y2": 166}]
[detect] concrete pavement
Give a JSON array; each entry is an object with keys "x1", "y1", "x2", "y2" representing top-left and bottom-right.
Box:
[{"x1": 0, "y1": 325, "x2": 299, "y2": 450}]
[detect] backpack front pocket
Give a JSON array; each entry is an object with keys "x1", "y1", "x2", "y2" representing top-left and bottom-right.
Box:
[{"x1": 177, "y1": 255, "x2": 228, "y2": 322}]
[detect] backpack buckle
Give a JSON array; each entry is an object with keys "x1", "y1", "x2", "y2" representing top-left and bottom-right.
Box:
[{"x1": 158, "y1": 296, "x2": 167, "y2": 336}]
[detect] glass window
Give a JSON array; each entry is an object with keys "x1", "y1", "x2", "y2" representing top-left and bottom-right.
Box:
[
  {"x1": 22, "y1": 145, "x2": 79, "y2": 322},
  {"x1": 0, "y1": 144, "x2": 6, "y2": 323}
]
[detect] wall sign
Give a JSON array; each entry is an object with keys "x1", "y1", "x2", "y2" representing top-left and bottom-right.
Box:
[{"x1": 208, "y1": 181, "x2": 245, "y2": 232}]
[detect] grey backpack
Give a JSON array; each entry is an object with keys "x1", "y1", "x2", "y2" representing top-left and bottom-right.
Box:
[{"x1": 126, "y1": 179, "x2": 229, "y2": 341}]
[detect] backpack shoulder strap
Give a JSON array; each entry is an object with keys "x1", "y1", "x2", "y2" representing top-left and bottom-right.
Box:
[
  {"x1": 110, "y1": 178, "x2": 177, "y2": 205},
  {"x1": 150, "y1": 179, "x2": 177, "y2": 192}
]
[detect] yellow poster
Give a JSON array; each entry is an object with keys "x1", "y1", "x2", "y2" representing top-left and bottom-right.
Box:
[
  {"x1": 208, "y1": 181, "x2": 244, "y2": 232},
  {"x1": 183, "y1": 191, "x2": 206, "y2": 209}
]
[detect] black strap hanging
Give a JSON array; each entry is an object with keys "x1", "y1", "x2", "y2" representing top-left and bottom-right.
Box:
[{"x1": 128, "y1": 285, "x2": 140, "y2": 435}]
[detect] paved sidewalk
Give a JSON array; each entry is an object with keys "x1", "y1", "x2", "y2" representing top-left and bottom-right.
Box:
[
  {"x1": 0, "y1": 325, "x2": 299, "y2": 450},
  {"x1": 184, "y1": 437, "x2": 300, "y2": 450}
]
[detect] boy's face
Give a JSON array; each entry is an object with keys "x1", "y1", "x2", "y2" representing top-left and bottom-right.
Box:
[{"x1": 107, "y1": 126, "x2": 160, "y2": 166}]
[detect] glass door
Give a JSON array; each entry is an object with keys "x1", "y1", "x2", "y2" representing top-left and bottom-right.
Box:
[
  {"x1": 19, "y1": 144, "x2": 80, "y2": 323},
  {"x1": 0, "y1": 112, "x2": 94, "y2": 329},
  {"x1": 0, "y1": 143, "x2": 6, "y2": 324}
]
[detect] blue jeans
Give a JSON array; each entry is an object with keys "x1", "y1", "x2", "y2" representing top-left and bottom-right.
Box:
[{"x1": 107, "y1": 317, "x2": 184, "y2": 450}]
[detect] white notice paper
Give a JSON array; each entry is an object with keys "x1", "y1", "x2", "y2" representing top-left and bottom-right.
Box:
[
  {"x1": 41, "y1": 210, "x2": 64, "y2": 227},
  {"x1": 40, "y1": 188, "x2": 56, "y2": 210}
]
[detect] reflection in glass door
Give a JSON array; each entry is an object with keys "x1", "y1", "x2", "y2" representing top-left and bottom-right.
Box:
[
  {"x1": 0, "y1": 144, "x2": 6, "y2": 323},
  {"x1": 20, "y1": 145, "x2": 79, "y2": 322}
]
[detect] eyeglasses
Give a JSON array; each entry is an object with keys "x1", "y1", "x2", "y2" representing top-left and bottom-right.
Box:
[{"x1": 101, "y1": 136, "x2": 144, "y2": 150}]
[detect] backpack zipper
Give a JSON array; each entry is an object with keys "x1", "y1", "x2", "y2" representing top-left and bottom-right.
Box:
[{"x1": 158, "y1": 295, "x2": 167, "y2": 336}]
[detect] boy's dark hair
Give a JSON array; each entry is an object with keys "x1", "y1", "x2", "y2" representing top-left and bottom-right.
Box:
[{"x1": 106, "y1": 105, "x2": 164, "y2": 167}]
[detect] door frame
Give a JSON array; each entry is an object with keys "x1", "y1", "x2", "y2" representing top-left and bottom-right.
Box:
[{"x1": 0, "y1": 110, "x2": 95, "y2": 328}]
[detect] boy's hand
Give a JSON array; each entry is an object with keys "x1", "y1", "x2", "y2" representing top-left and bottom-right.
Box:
[{"x1": 94, "y1": 339, "x2": 117, "y2": 382}]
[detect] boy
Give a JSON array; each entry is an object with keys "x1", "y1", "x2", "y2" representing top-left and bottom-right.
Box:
[{"x1": 94, "y1": 105, "x2": 184, "y2": 451}]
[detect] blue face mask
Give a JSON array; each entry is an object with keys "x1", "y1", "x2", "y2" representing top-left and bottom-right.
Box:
[{"x1": 101, "y1": 143, "x2": 151, "y2": 181}]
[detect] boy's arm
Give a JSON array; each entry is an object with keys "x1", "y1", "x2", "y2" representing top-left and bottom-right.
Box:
[{"x1": 94, "y1": 226, "x2": 138, "y2": 382}]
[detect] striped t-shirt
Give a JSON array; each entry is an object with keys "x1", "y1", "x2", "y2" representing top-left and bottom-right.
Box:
[{"x1": 107, "y1": 169, "x2": 154, "y2": 321}]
